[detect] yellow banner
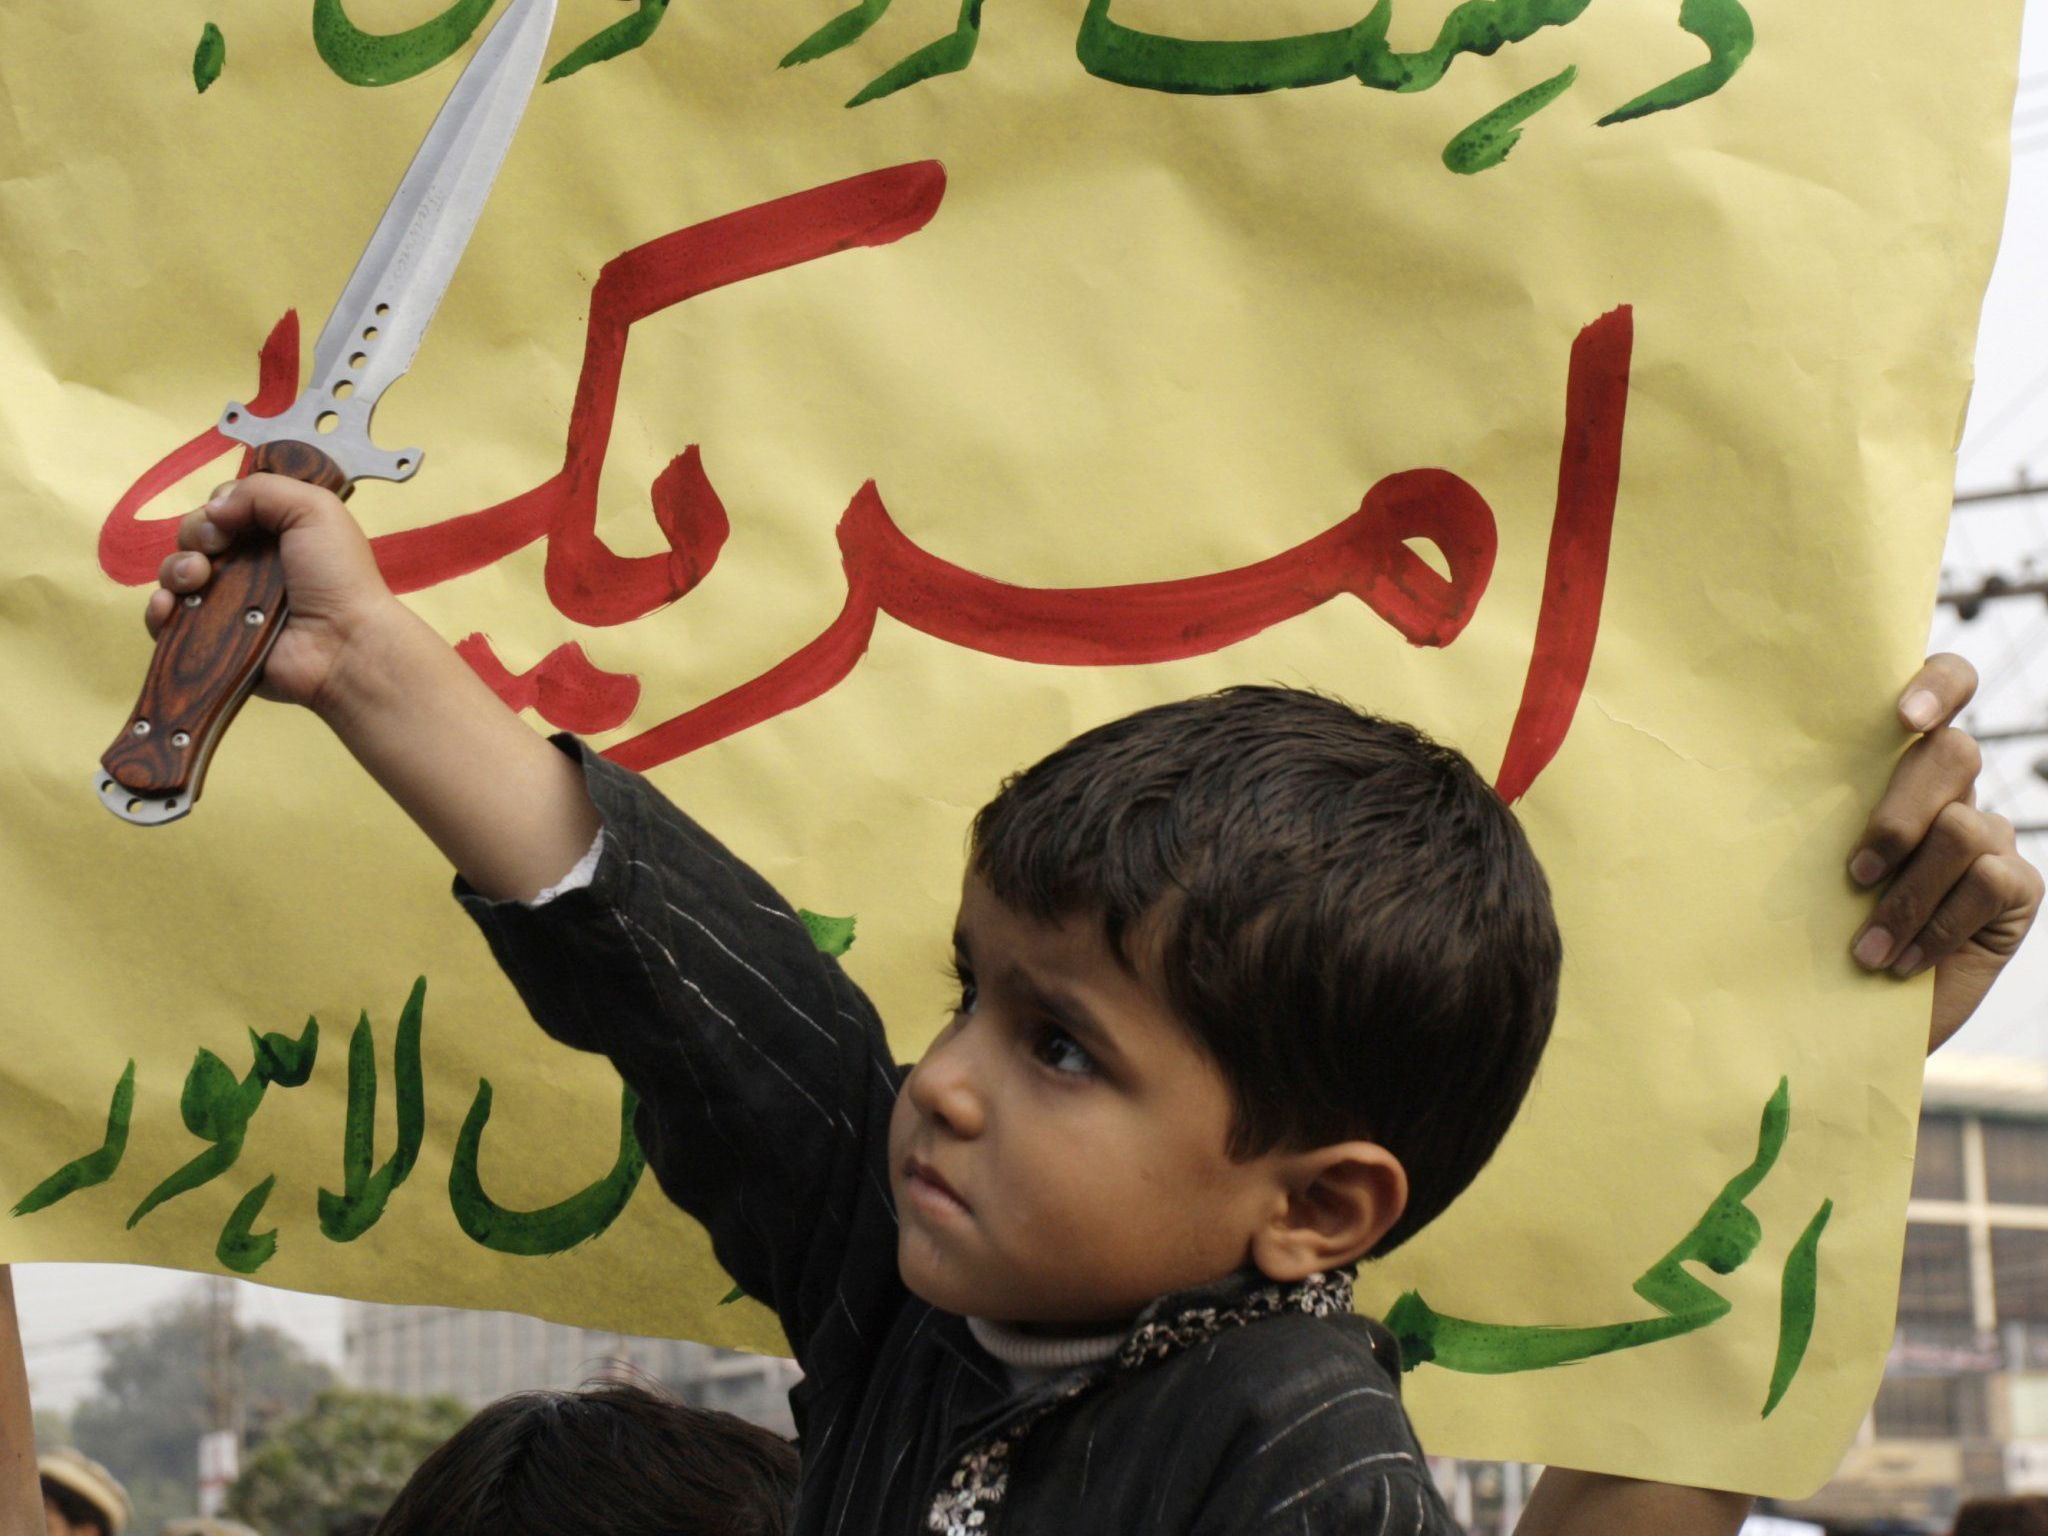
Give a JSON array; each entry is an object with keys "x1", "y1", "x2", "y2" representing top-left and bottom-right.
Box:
[{"x1": 0, "y1": 0, "x2": 2019, "y2": 1495}]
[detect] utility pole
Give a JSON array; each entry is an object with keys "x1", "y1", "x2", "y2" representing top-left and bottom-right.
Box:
[{"x1": 197, "y1": 1277, "x2": 241, "y2": 1517}]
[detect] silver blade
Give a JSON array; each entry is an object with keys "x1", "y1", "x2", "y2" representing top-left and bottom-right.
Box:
[{"x1": 220, "y1": 0, "x2": 557, "y2": 483}]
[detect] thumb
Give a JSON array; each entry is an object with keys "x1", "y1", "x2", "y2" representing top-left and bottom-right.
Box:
[{"x1": 199, "y1": 472, "x2": 350, "y2": 540}]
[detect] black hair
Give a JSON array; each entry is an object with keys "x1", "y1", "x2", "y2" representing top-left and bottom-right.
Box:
[
  {"x1": 1954, "y1": 1499, "x2": 2048, "y2": 1536},
  {"x1": 370, "y1": 1378, "x2": 798, "y2": 1536},
  {"x1": 40, "y1": 1477, "x2": 113, "y2": 1536},
  {"x1": 970, "y1": 685, "x2": 1560, "y2": 1254}
]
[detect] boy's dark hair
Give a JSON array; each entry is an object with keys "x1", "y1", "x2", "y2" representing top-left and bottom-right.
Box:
[
  {"x1": 970, "y1": 685, "x2": 1560, "y2": 1254},
  {"x1": 40, "y1": 1478, "x2": 113, "y2": 1536},
  {"x1": 1954, "y1": 1498, "x2": 2048, "y2": 1536},
  {"x1": 370, "y1": 1378, "x2": 798, "y2": 1536}
]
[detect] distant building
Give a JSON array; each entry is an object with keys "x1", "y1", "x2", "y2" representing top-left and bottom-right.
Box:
[
  {"x1": 340, "y1": 1302, "x2": 802, "y2": 1436},
  {"x1": 1781, "y1": 1054, "x2": 2048, "y2": 1530}
]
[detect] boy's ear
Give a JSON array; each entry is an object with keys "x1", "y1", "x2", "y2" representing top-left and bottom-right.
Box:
[{"x1": 1248, "y1": 1142, "x2": 1409, "y2": 1282}]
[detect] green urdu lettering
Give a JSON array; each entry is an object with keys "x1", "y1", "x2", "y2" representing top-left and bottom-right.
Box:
[
  {"x1": 11, "y1": 1062, "x2": 138, "y2": 1218},
  {"x1": 1385, "y1": 1078, "x2": 1830, "y2": 1406},
  {"x1": 308, "y1": 0, "x2": 677, "y2": 88},
  {"x1": 318, "y1": 977, "x2": 429, "y2": 1242},
  {"x1": 1762, "y1": 1197, "x2": 1832, "y2": 1418},
  {"x1": 448, "y1": 1078, "x2": 648, "y2": 1255},
  {"x1": 217, "y1": 1174, "x2": 282, "y2": 1274},
  {"x1": 125, "y1": 1018, "x2": 319, "y2": 1231},
  {"x1": 233, "y1": 1, "x2": 1748, "y2": 174},
  {"x1": 193, "y1": 23, "x2": 227, "y2": 92}
]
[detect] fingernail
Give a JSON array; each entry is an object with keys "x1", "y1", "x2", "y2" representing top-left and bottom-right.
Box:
[
  {"x1": 1892, "y1": 945, "x2": 1924, "y2": 978},
  {"x1": 1854, "y1": 927, "x2": 1893, "y2": 969},
  {"x1": 205, "y1": 485, "x2": 234, "y2": 512},
  {"x1": 196, "y1": 520, "x2": 228, "y2": 552},
  {"x1": 1849, "y1": 850, "x2": 1886, "y2": 886},
  {"x1": 1901, "y1": 689, "x2": 1941, "y2": 731},
  {"x1": 176, "y1": 554, "x2": 203, "y2": 581}
]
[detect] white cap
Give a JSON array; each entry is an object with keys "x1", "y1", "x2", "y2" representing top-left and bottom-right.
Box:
[{"x1": 38, "y1": 1447, "x2": 132, "y2": 1535}]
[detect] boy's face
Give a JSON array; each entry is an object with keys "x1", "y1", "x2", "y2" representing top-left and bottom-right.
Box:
[{"x1": 887, "y1": 872, "x2": 1290, "y2": 1326}]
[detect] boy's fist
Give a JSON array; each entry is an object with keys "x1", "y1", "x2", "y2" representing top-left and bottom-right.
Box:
[
  {"x1": 1847, "y1": 653, "x2": 2044, "y2": 1052},
  {"x1": 145, "y1": 474, "x2": 396, "y2": 715}
]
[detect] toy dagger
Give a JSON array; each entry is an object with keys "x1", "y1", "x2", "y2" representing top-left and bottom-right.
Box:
[{"x1": 96, "y1": 0, "x2": 557, "y2": 825}]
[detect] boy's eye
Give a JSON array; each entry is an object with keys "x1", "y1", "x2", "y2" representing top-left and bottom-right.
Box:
[
  {"x1": 1031, "y1": 1024, "x2": 1095, "y2": 1078},
  {"x1": 946, "y1": 960, "x2": 978, "y2": 1017}
]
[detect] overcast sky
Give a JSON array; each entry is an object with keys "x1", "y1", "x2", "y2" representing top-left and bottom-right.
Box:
[
  {"x1": 19, "y1": 0, "x2": 2048, "y2": 1416},
  {"x1": 1921, "y1": 0, "x2": 2048, "y2": 1058}
]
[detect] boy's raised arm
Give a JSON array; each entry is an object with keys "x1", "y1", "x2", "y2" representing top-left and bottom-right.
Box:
[
  {"x1": 157, "y1": 474, "x2": 902, "y2": 1364},
  {"x1": 147, "y1": 474, "x2": 600, "y2": 902}
]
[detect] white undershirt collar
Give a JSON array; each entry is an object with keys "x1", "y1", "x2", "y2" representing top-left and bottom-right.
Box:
[{"x1": 965, "y1": 1314, "x2": 1124, "y2": 1378}]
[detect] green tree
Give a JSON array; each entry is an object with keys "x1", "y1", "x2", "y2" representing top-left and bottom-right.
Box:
[
  {"x1": 226, "y1": 1390, "x2": 470, "y2": 1533},
  {"x1": 69, "y1": 1294, "x2": 335, "y2": 1530}
]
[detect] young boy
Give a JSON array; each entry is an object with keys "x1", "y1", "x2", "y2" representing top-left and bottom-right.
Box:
[{"x1": 146, "y1": 474, "x2": 2040, "y2": 1536}]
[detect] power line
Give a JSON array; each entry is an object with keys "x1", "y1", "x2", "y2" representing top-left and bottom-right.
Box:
[
  {"x1": 2018, "y1": 416, "x2": 2048, "y2": 474},
  {"x1": 1937, "y1": 572, "x2": 2048, "y2": 616},
  {"x1": 1975, "y1": 602, "x2": 2048, "y2": 690},
  {"x1": 1955, "y1": 479, "x2": 2048, "y2": 507},
  {"x1": 21, "y1": 1334, "x2": 104, "y2": 1357},
  {"x1": 1959, "y1": 372, "x2": 2048, "y2": 477}
]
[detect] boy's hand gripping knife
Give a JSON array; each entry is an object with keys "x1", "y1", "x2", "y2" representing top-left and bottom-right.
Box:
[{"x1": 95, "y1": 0, "x2": 558, "y2": 826}]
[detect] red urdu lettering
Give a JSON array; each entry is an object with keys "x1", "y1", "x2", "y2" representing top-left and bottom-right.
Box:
[
  {"x1": 452, "y1": 636, "x2": 641, "y2": 735},
  {"x1": 100, "y1": 168, "x2": 1629, "y2": 803},
  {"x1": 1491, "y1": 305, "x2": 1632, "y2": 804},
  {"x1": 97, "y1": 161, "x2": 951, "y2": 620},
  {"x1": 97, "y1": 312, "x2": 301, "y2": 581},
  {"x1": 603, "y1": 470, "x2": 1498, "y2": 770}
]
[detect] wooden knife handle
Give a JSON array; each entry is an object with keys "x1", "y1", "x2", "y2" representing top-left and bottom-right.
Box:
[{"x1": 98, "y1": 441, "x2": 351, "y2": 821}]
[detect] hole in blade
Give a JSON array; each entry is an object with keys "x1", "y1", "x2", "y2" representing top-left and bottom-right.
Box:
[{"x1": 316, "y1": 411, "x2": 339, "y2": 434}]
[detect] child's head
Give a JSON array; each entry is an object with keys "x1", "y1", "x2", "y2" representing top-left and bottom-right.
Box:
[
  {"x1": 1953, "y1": 1498, "x2": 2048, "y2": 1536},
  {"x1": 888, "y1": 687, "x2": 1559, "y2": 1325},
  {"x1": 370, "y1": 1379, "x2": 797, "y2": 1536},
  {"x1": 38, "y1": 1449, "x2": 130, "y2": 1536}
]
